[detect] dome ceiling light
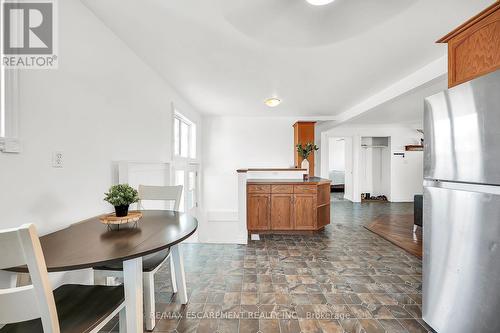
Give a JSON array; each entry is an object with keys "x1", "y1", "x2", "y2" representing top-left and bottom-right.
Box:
[
  {"x1": 264, "y1": 97, "x2": 281, "y2": 107},
  {"x1": 224, "y1": 0, "x2": 414, "y2": 47},
  {"x1": 306, "y1": 0, "x2": 336, "y2": 5}
]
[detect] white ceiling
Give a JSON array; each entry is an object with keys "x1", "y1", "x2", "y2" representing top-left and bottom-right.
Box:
[
  {"x1": 345, "y1": 76, "x2": 447, "y2": 125},
  {"x1": 83, "y1": 0, "x2": 494, "y2": 118},
  {"x1": 223, "y1": 0, "x2": 415, "y2": 47}
]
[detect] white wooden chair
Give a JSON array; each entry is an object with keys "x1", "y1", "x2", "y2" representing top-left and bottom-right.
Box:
[
  {"x1": 93, "y1": 184, "x2": 183, "y2": 331},
  {"x1": 0, "y1": 224, "x2": 125, "y2": 333}
]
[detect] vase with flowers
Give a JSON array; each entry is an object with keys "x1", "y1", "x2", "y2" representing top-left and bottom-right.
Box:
[{"x1": 296, "y1": 142, "x2": 319, "y2": 174}]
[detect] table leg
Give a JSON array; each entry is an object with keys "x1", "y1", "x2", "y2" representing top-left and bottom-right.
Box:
[
  {"x1": 119, "y1": 306, "x2": 127, "y2": 333},
  {"x1": 169, "y1": 255, "x2": 177, "y2": 293},
  {"x1": 171, "y1": 244, "x2": 188, "y2": 304},
  {"x1": 123, "y1": 257, "x2": 143, "y2": 332}
]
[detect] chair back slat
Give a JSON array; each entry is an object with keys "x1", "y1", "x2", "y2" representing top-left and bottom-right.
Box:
[
  {"x1": 138, "y1": 185, "x2": 183, "y2": 211},
  {"x1": 0, "y1": 224, "x2": 60, "y2": 332},
  {"x1": 0, "y1": 286, "x2": 39, "y2": 323},
  {"x1": 0, "y1": 228, "x2": 28, "y2": 269}
]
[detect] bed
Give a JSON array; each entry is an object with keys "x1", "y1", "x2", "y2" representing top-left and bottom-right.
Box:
[{"x1": 329, "y1": 170, "x2": 345, "y2": 192}]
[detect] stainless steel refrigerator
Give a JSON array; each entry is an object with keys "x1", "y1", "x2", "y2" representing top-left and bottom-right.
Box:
[{"x1": 423, "y1": 70, "x2": 500, "y2": 333}]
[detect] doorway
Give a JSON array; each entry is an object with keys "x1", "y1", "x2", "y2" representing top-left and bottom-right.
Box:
[
  {"x1": 173, "y1": 164, "x2": 199, "y2": 216},
  {"x1": 173, "y1": 163, "x2": 200, "y2": 243},
  {"x1": 360, "y1": 137, "x2": 391, "y2": 201},
  {"x1": 328, "y1": 137, "x2": 348, "y2": 200}
]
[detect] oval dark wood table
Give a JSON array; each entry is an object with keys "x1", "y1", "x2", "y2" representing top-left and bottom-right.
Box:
[{"x1": 4, "y1": 210, "x2": 198, "y2": 332}]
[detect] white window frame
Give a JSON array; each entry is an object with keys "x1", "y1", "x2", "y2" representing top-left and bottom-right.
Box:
[
  {"x1": 171, "y1": 105, "x2": 200, "y2": 218},
  {"x1": 0, "y1": 0, "x2": 20, "y2": 153},
  {"x1": 0, "y1": 67, "x2": 20, "y2": 153},
  {"x1": 172, "y1": 108, "x2": 197, "y2": 161}
]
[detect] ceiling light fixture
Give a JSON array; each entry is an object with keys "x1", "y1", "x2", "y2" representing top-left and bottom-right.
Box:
[
  {"x1": 264, "y1": 97, "x2": 281, "y2": 107},
  {"x1": 306, "y1": 0, "x2": 335, "y2": 6}
]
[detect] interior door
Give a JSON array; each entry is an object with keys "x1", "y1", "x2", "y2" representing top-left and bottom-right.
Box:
[
  {"x1": 271, "y1": 194, "x2": 293, "y2": 230},
  {"x1": 173, "y1": 164, "x2": 199, "y2": 216},
  {"x1": 293, "y1": 194, "x2": 316, "y2": 230},
  {"x1": 186, "y1": 165, "x2": 199, "y2": 217}
]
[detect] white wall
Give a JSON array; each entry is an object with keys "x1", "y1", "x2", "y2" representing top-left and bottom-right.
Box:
[
  {"x1": 321, "y1": 124, "x2": 423, "y2": 202},
  {"x1": 201, "y1": 116, "x2": 295, "y2": 243},
  {"x1": 328, "y1": 137, "x2": 345, "y2": 185},
  {"x1": 391, "y1": 151, "x2": 423, "y2": 202},
  {"x1": 328, "y1": 137, "x2": 345, "y2": 172},
  {"x1": 0, "y1": 0, "x2": 202, "y2": 236}
]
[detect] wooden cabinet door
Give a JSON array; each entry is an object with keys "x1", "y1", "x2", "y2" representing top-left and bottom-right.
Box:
[
  {"x1": 439, "y1": 2, "x2": 500, "y2": 87},
  {"x1": 293, "y1": 194, "x2": 316, "y2": 230},
  {"x1": 317, "y1": 205, "x2": 330, "y2": 229},
  {"x1": 247, "y1": 194, "x2": 270, "y2": 231},
  {"x1": 271, "y1": 194, "x2": 293, "y2": 230}
]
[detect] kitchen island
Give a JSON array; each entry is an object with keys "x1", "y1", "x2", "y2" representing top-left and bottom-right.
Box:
[{"x1": 246, "y1": 177, "x2": 331, "y2": 232}]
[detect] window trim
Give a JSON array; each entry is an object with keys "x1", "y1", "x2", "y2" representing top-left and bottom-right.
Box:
[
  {"x1": 170, "y1": 105, "x2": 201, "y2": 218},
  {"x1": 172, "y1": 106, "x2": 197, "y2": 161},
  {"x1": 0, "y1": 1, "x2": 20, "y2": 152},
  {"x1": 0, "y1": 68, "x2": 20, "y2": 153}
]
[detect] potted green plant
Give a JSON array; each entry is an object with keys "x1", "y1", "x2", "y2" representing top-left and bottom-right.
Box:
[
  {"x1": 296, "y1": 142, "x2": 319, "y2": 173},
  {"x1": 104, "y1": 184, "x2": 139, "y2": 217}
]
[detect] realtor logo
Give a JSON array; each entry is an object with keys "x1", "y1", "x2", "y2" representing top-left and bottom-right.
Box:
[{"x1": 1, "y1": 0, "x2": 58, "y2": 69}]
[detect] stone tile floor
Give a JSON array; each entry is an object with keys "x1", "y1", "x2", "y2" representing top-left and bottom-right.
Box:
[{"x1": 104, "y1": 195, "x2": 433, "y2": 333}]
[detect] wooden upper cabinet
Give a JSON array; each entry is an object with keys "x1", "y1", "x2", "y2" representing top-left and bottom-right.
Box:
[
  {"x1": 271, "y1": 194, "x2": 294, "y2": 230},
  {"x1": 247, "y1": 193, "x2": 270, "y2": 230},
  {"x1": 293, "y1": 121, "x2": 316, "y2": 177},
  {"x1": 438, "y1": 2, "x2": 500, "y2": 87}
]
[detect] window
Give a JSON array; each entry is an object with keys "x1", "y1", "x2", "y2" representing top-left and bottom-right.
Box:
[
  {"x1": 1, "y1": 65, "x2": 6, "y2": 138},
  {"x1": 0, "y1": 8, "x2": 19, "y2": 152},
  {"x1": 172, "y1": 109, "x2": 199, "y2": 214},
  {"x1": 0, "y1": 1, "x2": 4, "y2": 139},
  {"x1": 173, "y1": 111, "x2": 196, "y2": 159},
  {"x1": 0, "y1": 65, "x2": 19, "y2": 152}
]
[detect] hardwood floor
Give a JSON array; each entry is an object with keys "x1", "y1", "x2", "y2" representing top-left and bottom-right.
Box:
[{"x1": 365, "y1": 214, "x2": 422, "y2": 259}]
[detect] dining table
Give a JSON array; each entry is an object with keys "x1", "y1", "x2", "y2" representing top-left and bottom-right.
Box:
[{"x1": 1, "y1": 210, "x2": 198, "y2": 332}]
